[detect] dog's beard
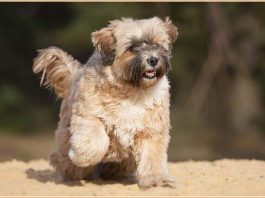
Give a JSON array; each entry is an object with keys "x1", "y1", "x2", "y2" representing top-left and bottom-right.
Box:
[{"x1": 125, "y1": 53, "x2": 171, "y2": 88}]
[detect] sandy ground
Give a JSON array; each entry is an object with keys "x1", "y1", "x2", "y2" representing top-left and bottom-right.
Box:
[{"x1": 0, "y1": 159, "x2": 264, "y2": 196}]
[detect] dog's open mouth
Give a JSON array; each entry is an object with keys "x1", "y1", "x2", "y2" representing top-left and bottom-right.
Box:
[{"x1": 143, "y1": 70, "x2": 157, "y2": 79}]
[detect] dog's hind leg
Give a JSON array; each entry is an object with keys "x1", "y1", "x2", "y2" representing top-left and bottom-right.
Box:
[
  {"x1": 96, "y1": 157, "x2": 136, "y2": 182},
  {"x1": 50, "y1": 150, "x2": 93, "y2": 181}
]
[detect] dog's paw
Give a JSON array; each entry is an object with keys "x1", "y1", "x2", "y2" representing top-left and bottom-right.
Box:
[
  {"x1": 68, "y1": 148, "x2": 90, "y2": 167},
  {"x1": 138, "y1": 174, "x2": 177, "y2": 189}
]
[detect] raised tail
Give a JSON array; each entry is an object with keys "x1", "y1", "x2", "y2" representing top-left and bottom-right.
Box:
[{"x1": 33, "y1": 46, "x2": 82, "y2": 98}]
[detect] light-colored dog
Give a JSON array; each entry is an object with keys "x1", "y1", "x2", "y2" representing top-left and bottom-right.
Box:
[{"x1": 33, "y1": 17, "x2": 178, "y2": 189}]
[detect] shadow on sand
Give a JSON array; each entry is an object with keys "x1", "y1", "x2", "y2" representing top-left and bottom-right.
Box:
[{"x1": 25, "y1": 168, "x2": 135, "y2": 187}]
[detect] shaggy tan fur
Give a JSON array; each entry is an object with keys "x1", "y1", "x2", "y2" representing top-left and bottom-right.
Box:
[
  {"x1": 33, "y1": 17, "x2": 178, "y2": 189},
  {"x1": 33, "y1": 47, "x2": 82, "y2": 98}
]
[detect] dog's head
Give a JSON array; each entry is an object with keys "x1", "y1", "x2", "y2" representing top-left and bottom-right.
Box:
[{"x1": 92, "y1": 17, "x2": 178, "y2": 88}]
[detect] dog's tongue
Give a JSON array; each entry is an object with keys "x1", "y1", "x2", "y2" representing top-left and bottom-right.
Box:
[{"x1": 145, "y1": 70, "x2": 156, "y2": 78}]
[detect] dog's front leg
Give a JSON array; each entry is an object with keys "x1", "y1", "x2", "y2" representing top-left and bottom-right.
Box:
[
  {"x1": 68, "y1": 115, "x2": 109, "y2": 168},
  {"x1": 133, "y1": 133, "x2": 176, "y2": 189}
]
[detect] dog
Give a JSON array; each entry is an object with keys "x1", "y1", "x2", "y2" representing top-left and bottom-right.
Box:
[{"x1": 33, "y1": 17, "x2": 178, "y2": 189}]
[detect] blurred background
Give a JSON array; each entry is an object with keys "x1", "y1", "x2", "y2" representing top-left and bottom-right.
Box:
[{"x1": 0, "y1": 2, "x2": 265, "y2": 162}]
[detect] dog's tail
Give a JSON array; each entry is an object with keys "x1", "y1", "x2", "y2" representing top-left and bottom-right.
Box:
[{"x1": 33, "y1": 46, "x2": 82, "y2": 98}]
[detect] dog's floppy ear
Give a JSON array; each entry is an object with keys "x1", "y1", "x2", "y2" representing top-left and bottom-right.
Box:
[
  {"x1": 91, "y1": 25, "x2": 116, "y2": 66},
  {"x1": 164, "y1": 17, "x2": 178, "y2": 44}
]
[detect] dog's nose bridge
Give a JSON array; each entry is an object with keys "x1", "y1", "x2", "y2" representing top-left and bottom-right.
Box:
[{"x1": 146, "y1": 49, "x2": 159, "y2": 58}]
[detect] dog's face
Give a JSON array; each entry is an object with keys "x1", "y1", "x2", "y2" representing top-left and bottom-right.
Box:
[{"x1": 92, "y1": 17, "x2": 178, "y2": 88}]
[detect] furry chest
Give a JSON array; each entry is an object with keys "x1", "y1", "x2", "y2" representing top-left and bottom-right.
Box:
[{"x1": 100, "y1": 100, "x2": 146, "y2": 162}]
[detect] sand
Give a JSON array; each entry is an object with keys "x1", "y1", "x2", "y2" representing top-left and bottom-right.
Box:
[{"x1": 0, "y1": 159, "x2": 265, "y2": 196}]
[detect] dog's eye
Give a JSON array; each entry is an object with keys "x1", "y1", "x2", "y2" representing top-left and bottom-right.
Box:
[
  {"x1": 129, "y1": 46, "x2": 135, "y2": 51},
  {"x1": 129, "y1": 45, "x2": 139, "y2": 52},
  {"x1": 153, "y1": 43, "x2": 160, "y2": 48}
]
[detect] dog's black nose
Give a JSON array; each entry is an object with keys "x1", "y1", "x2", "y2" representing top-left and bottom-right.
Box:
[{"x1": 147, "y1": 56, "x2": 158, "y2": 67}]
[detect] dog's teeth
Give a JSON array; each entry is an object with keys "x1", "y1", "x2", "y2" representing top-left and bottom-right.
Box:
[{"x1": 145, "y1": 71, "x2": 156, "y2": 77}]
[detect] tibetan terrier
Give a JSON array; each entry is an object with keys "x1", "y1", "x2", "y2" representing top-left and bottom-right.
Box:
[{"x1": 33, "y1": 17, "x2": 178, "y2": 189}]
